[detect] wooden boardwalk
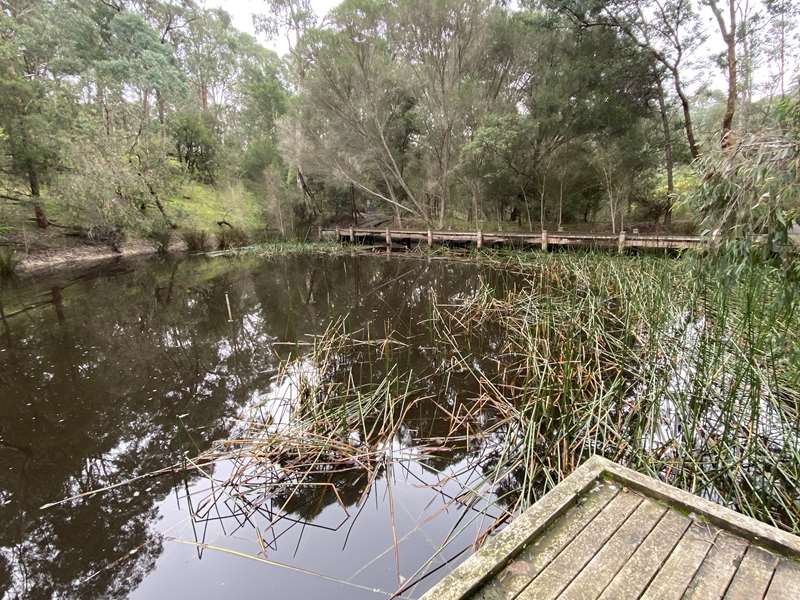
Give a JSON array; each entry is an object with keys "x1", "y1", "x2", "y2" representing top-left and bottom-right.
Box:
[
  {"x1": 422, "y1": 456, "x2": 800, "y2": 600},
  {"x1": 323, "y1": 227, "x2": 711, "y2": 253}
]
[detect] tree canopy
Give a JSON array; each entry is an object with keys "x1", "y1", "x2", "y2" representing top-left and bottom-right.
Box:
[{"x1": 0, "y1": 0, "x2": 798, "y2": 241}]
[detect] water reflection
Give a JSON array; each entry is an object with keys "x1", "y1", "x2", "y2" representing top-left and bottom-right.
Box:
[{"x1": 0, "y1": 254, "x2": 515, "y2": 599}]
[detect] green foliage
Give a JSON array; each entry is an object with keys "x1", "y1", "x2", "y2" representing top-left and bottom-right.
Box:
[
  {"x1": 284, "y1": 1, "x2": 663, "y2": 228},
  {"x1": 0, "y1": 1, "x2": 288, "y2": 240},
  {"x1": 167, "y1": 182, "x2": 263, "y2": 231},
  {"x1": 94, "y1": 12, "x2": 184, "y2": 96},
  {"x1": 690, "y1": 94, "x2": 800, "y2": 246},
  {"x1": 146, "y1": 223, "x2": 174, "y2": 255},
  {"x1": 242, "y1": 139, "x2": 281, "y2": 183},
  {"x1": 169, "y1": 111, "x2": 219, "y2": 183}
]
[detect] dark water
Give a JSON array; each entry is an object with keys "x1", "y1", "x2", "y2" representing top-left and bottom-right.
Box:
[{"x1": 0, "y1": 253, "x2": 517, "y2": 599}]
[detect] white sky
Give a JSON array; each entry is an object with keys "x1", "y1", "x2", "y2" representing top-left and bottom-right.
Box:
[{"x1": 203, "y1": 0, "x2": 341, "y2": 55}]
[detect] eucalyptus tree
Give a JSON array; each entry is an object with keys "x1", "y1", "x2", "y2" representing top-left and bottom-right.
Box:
[
  {"x1": 283, "y1": 0, "x2": 427, "y2": 222},
  {"x1": 0, "y1": 0, "x2": 74, "y2": 227},
  {"x1": 765, "y1": 0, "x2": 799, "y2": 99},
  {"x1": 466, "y1": 11, "x2": 656, "y2": 229},
  {"x1": 389, "y1": 0, "x2": 499, "y2": 226},
  {"x1": 552, "y1": 0, "x2": 704, "y2": 160},
  {"x1": 175, "y1": 7, "x2": 239, "y2": 114}
]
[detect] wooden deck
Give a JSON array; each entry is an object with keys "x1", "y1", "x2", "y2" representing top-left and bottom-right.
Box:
[
  {"x1": 422, "y1": 456, "x2": 800, "y2": 600},
  {"x1": 323, "y1": 227, "x2": 712, "y2": 253}
]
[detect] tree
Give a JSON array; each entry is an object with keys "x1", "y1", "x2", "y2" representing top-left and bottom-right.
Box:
[
  {"x1": 282, "y1": 0, "x2": 429, "y2": 222},
  {"x1": 704, "y1": 0, "x2": 737, "y2": 147},
  {"x1": 553, "y1": 0, "x2": 704, "y2": 160},
  {"x1": 391, "y1": 0, "x2": 498, "y2": 227},
  {"x1": 169, "y1": 110, "x2": 218, "y2": 182},
  {"x1": 0, "y1": 0, "x2": 73, "y2": 227},
  {"x1": 764, "y1": 0, "x2": 800, "y2": 99}
]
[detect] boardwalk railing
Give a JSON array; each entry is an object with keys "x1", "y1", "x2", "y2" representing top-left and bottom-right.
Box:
[{"x1": 322, "y1": 226, "x2": 713, "y2": 253}]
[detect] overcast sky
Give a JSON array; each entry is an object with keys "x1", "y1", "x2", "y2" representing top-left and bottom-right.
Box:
[{"x1": 203, "y1": 0, "x2": 341, "y2": 55}]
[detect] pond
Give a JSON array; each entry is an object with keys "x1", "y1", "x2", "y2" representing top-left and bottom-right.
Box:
[
  {"x1": 2, "y1": 249, "x2": 798, "y2": 599},
  {"x1": 0, "y1": 253, "x2": 521, "y2": 599}
]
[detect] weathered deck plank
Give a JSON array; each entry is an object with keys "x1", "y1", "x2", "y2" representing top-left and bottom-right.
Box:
[
  {"x1": 475, "y1": 484, "x2": 618, "y2": 600},
  {"x1": 597, "y1": 510, "x2": 691, "y2": 600},
  {"x1": 765, "y1": 557, "x2": 800, "y2": 599},
  {"x1": 724, "y1": 545, "x2": 779, "y2": 599},
  {"x1": 559, "y1": 498, "x2": 667, "y2": 600},
  {"x1": 640, "y1": 521, "x2": 719, "y2": 598},
  {"x1": 683, "y1": 530, "x2": 749, "y2": 599},
  {"x1": 515, "y1": 489, "x2": 643, "y2": 600}
]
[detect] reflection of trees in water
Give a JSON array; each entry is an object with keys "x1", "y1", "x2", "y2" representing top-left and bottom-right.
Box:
[{"x1": 0, "y1": 254, "x2": 512, "y2": 597}]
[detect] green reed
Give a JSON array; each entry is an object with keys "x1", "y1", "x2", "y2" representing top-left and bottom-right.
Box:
[{"x1": 432, "y1": 250, "x2": 800, "y2": 530}]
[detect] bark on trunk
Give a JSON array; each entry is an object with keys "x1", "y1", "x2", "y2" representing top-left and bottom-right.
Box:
[
  {"x1": 200, "y1": 82, "x2": 208, "y2": 112},
  {"x1": 28, "y1": 165, "x2": 48, "y2": 229},
  {"x1": 656, "y1": 75, "x2": 675, "y2": 224},
  {"x1": 672, "y1": 70, "x2": 700, "y2": 159},
  {"x1": 142, "y1": 88, "x2": 150, "y2": 122},
  {"x1": 708, "y1": 0, "x2": 737, "y2": 148},
  {"x1": 472, "y1": 183, "x2": 480, "y2": 226}
]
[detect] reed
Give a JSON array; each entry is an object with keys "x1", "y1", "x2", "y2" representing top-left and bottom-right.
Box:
[{"x1": 428, "y1": 250, "x2": 800, "y2": 529}]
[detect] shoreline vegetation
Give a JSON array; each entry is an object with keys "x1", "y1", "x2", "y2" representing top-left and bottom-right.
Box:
[
  {"x1": 2, "y1": 1, "x2": 798, "y2": 281},
  {"x1": 177, "y1": 247, "x2": 800, "y2": 535}
]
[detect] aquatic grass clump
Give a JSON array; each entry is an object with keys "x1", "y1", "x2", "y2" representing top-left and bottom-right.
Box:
[
  {"x1": 158, "y1": 248, "x2": 800, "y2": 591},
  {"x1": 432, "y1": 251, "x2": 800, "y2": 530}
]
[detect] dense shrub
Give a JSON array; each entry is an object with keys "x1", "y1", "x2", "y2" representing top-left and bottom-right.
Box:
[
  {"x1": 0, "y1": 247, "x2": 19, "y2": 277},
  {"x1": 182, "y1": 229, "x2": 210, "y2": 252},
  {"x1": 217, "y1": 227, "x2": 250, "y2": 250}
]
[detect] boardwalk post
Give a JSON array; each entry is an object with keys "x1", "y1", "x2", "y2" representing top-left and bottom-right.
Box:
[
  {"x1": 335, "y1": 225, "x2": 340, "y2": 241},
  {"x1": 618, "y1": 230, "x2": 626, "y2": 254},
  {"x1": 349, "y1": 226, "x2": 354, "y2": 243},
  {"x1": 477, "y1": 230, "x2": 483, "y2": 250},
  {"x1": 427, "y1": 229, "x2": 433, "y2": 248},
  {"x1": 317, "y1": 225, "x2": 322, "y2": 241},
  {"x1": 711, "y1": 228, "x2": 721, "y2": 251},
  {"x1": 541, "y1": 230, "x2": 548, "y2": 251},
  {"x1": 385, "y1": 227, "x2": 392, "y2": 254}
]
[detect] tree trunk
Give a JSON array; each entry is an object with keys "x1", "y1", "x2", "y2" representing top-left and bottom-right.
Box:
[
  {"x1": 200, "y1": 82, "x2": 208, "y2": 112},
  {"x1": 157, "y1": 89, "x2": 165, "y2": 128},
  {"x1": 142, "y1": 88, "x2": 149, "y2": 122},
  {"x1": 708, "y1": 0, "x2": 737, "y2": 148},
  {"x1": 472, "y1": 183, "x2": 480, "y2": 226},
  {"x1": 656, "y1": 75, "x2": 675, "y2": 224},
  {"x1": 351, "y1": 183, "x2": 358, "y2": 225},
  {"x1": 539, "y1": 177, "x2": 546, "y2": 233},
  {"x1": 28, "y1": 165, "x2": 48, "y2": 229},
  {"x1": 520, "y1": 186, "x2": 533, "y2": 233},
  {"x1": 671, "y1": 69, "x2": 700, "y2": 159}
]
